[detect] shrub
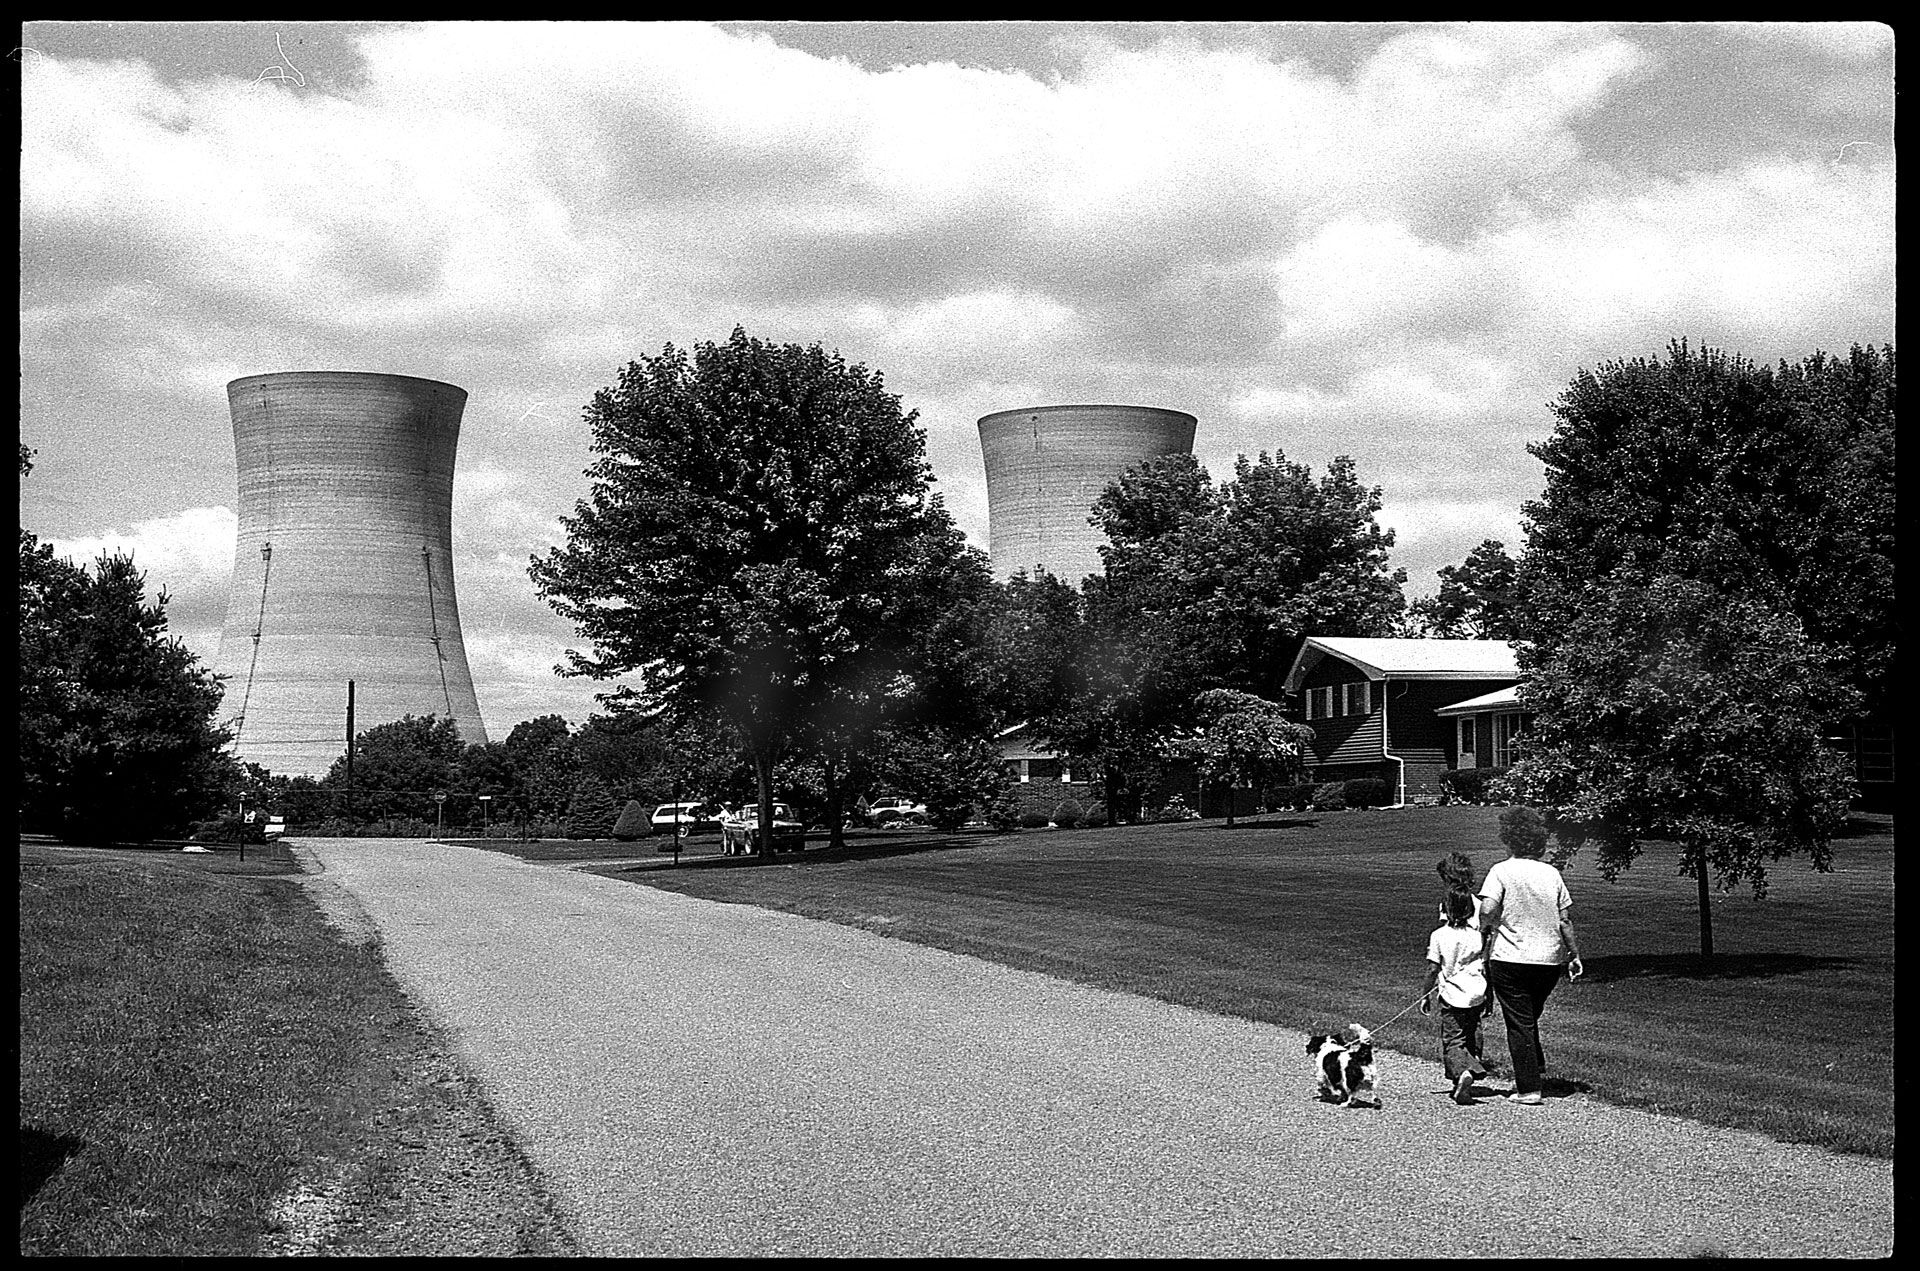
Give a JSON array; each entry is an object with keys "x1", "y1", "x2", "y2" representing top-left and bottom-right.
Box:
[
  {"x1": 1440, "y1": 766, "x2": 1509, "y2": 805},
  {"x1": 1082, "y1": 802, "x2": 1109, "y2": 828},
  {"x1": 1269, "y1": 782, "x2": 1316, "y2": 811},
  {"x1": 610, "y1": 799, "x2": 649, "y2": 841},
  {"x1": 1343, "y1": 778, "x2": 1390, "y2": 808},
  {"x1": 1051, "y1": 799, "x2": 1086, "y2": 829},
  {"x1": 1310, "y1": 781, "x2": 1348, "y2": 812},
  {"x1": 1152, "y1": 794, "x2": 1199, "y2": 822},
  {"x1": 985, "y1": 792, "x2": 1023, "y2": 832},
  {"x1": 1019, "y1": 811, "x2": 1051, "y2": 829}
]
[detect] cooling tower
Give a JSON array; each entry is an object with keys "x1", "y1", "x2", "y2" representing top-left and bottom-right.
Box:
[
  {"x1": 214, "y1": 371, "x2": 488, "y2": 777},
  {"x1": 977, "y1": 404, "x2": 1198, "y2": 585}
]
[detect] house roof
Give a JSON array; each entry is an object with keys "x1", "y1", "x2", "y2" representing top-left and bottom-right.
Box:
[
  {"x1": 1282, "y1": 636, "x2": 1520, "y2": 693},
  {"x1": 1434, "y1": 685, "x2": 1524, "y2": 716}
]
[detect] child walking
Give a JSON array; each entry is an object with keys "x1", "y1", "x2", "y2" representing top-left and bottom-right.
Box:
[{"x1": 1420, "y1": 887, "x2": 1491, "y2": 1104}]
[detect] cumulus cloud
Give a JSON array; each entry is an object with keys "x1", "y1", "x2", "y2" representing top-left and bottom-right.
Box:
[{"x1": 18, "y1": 20, "x2": 1895, "y2": 723}]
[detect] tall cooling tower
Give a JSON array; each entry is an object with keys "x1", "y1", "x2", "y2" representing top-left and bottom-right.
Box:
[
  {"x1": 977, "y1": 404, "x2": 1198, "y2": 585},
  {"x1": 214, "y1": 371, "x2": 488, "y2": 777}
]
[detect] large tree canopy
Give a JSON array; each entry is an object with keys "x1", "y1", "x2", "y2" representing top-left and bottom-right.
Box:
[
  {"x1": 1509, "y1": 340, "x2": 1891, "y2": 952},
  {"x1": 529, "y1": 327, "x2": 969, "y2": 851},
  {"x1": 1523, "y1": 340, "x2": 1894, "y2": 720}
]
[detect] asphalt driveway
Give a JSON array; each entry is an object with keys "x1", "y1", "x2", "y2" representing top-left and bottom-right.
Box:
[{"x1": 295, "y1": 838, "x2": 1893, "y2": 1257}]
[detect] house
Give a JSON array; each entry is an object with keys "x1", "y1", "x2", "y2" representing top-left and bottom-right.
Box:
[{"x1": 1281, "y1": 637, "x2": 1523, "y2": 804}]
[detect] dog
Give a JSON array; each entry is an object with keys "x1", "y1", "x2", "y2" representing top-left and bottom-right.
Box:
[{"x1": 1307, "y1": 1023, "x2": 1380, "y2": 1108}]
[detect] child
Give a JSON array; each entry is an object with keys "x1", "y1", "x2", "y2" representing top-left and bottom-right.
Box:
[{"x1": 1420, "y1": 886, "x2": 1490, "y2": 1104}]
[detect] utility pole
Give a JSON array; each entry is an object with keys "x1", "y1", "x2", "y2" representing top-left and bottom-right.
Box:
[{"x1": 345, "y1": 679, "x2": 356, "y2": 824}]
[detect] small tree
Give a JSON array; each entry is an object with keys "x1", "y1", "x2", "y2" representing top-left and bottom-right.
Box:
[
  {"x1": 1177, "y1": 689, "x2": 1314, "y2": 827},
  {"x1": 1505, "y1": 575, "x2": 1855, "y2": 955},
  {"x1": 320, "y1": 715, "x2": 466, "y2": 823},
  {"x1": 610, "y1": 798, "x2": 649, "y2": 841},
  {"x1": 564, "y1": 777, "x2": 620, "y2": 840}
]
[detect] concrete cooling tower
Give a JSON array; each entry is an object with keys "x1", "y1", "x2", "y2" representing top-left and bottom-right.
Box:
[
  {"x1": 977, "y1": 404, "x2": 1198, "y2": 585},
  {"x1": 214, "y1": 372, "x2": 488, "y2": 777}
]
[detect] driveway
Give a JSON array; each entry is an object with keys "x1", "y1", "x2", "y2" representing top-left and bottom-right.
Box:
[{"x1": 295, "y1": 838, "x2": 1893, "y2": 1257}]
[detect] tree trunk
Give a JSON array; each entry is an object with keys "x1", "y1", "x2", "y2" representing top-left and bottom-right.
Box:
[
  {"x1": 1696, "y1": 851, "x2": 1714, "y2": 957},
  {"x1": 824, "y1": 753, "x2": 845, "y2": 851},
  {"x1": 754, "y1": 746, "x2": 776, "y2": 859}
]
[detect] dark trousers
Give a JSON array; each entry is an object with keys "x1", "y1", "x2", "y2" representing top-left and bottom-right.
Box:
[
  {"x1": 1488, "y1": 960, "x2": 1562, "y2": 1094},
  {"x1": 1438, "y1": 1001, "x2": 1489, "y2": 1081}
]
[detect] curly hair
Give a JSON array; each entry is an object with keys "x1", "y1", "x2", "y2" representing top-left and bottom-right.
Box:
[{"x1": 1498, "y1": 805, "x2": 1549, "y2": 858}]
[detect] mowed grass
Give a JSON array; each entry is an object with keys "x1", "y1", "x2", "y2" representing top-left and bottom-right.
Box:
[
  {"x1": 21, "y1": 840, "x2": 439, "y2": 1254},
  {"x1": 617, "y1": 806, "x2": 1894, "y2": 1158}
]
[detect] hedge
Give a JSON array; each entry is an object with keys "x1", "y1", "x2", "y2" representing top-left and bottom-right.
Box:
[
  {"x1": 1343, "y1": 777, "x2": 1391, "y2": 808},
  {"x1": 1440, "y1": 766, "x2": 1510, "y2": 805}
]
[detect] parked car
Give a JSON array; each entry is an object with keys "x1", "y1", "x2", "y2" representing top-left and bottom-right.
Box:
[
  {"x1": 719, "y1": 803, "x2": 806, "y2": 855},
  {"x1": 866, "y1": 796, "x2": 928, "y2": 827},
  {"x1": 650, "y1": 802, "x2": 726, "y2": 837}
]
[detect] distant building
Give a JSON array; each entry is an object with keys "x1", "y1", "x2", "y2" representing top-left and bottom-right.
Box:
[
  {"x1": 1282, "y1": 637, "x2": 1523, "y2": 804},
  {"x1": 977, "y1": 403, "x2": 1196, "y2": 585}
]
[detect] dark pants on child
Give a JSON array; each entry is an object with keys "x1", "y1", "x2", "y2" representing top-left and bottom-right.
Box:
[
  {"x1": 1489, "y1": 959, "x2": 1562, "y2": 1095},
  {"x1": 1439, "y1": 1001, "x2": 1489, "y2": 1081}
]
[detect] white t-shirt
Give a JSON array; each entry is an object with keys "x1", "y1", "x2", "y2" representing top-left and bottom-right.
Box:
[
  {"x1": 1426, "y1": 923, "x2": 1488, "y2": 1007},
  {"x1": 1479, "y1": 856, "x2": 1573, "y2": 965}
]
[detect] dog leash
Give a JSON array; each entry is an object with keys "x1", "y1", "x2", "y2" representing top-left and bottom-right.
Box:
[{"x1": 1365, "y1": 965, "x2": 1495, "y2": 1038}]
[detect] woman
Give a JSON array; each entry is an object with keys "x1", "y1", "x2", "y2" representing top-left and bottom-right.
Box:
[{"x1": 1478, "y1": 806, "x2": 1584, "y2": 1105}]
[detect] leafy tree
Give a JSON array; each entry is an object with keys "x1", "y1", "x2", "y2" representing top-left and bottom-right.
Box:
[
  {"x1": 1056, "y1": 449, "x2": 1407, "y2": 820},
  {"x1": 1510, "y1": 339, "x2": 1891, "y2": 952},
  {"x1": 530, "y1": 327, "x2": 953, "y2": 855},
  {"x1": 563, "y1": 776, "x2": 619, "y2": 840},
  {"x1": 1411, "y1": 539, "x2": 1520, "y2": 639},
  {"x1": 1506, "y1": 576, "x2": 1855, "y2": 953},
  {"x1": 975, "y1": 569, "x2": 1087, "y2": 728},
  {"x1": 1523, "y1": 340, "x2": 1894, "y2": 722},
  {"x1": 18, "y1": 538, "x2": 239, "y2": 843},
  {"x1": 505, "y1": 714, "x2": 578, "y2": 822},
  {"x1": 873, "y1": 726, "x2": 1010, "y2": 832},
  {"x1": 1175, "y1": 689, "x2": 1315, "y2": 827},
  {"x1": 320, "y1": 715, "x2": 465, "y2": 822}
]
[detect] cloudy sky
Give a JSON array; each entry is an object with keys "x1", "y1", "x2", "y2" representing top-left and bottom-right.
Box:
[{"x1": 19, "y1": 20, "x2": 1895, "y2": 737}]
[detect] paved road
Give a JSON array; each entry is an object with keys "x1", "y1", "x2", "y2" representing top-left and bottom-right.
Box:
[{"x1": 296, "y1": 839, "x2": 1893, "y2": 1258}]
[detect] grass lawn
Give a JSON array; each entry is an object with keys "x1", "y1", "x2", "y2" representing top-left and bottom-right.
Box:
[
  {"x1": 599, "y1": 805, "x2": 1894, "y2": 1158},
  {"x1": 16, "y1": 837, "x2": 565, "y2": 1256}
]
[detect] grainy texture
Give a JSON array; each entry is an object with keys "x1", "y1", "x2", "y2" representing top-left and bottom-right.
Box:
[
  {"x1": 301, "y1": 837, "x2": 1894, "y2": 1258},
  {"x1": 215, "y1": 371, "x2": 488, "y2": 776},
  {"x1": 281, "y1": 845, "x2": 578, "y2": 1256}
]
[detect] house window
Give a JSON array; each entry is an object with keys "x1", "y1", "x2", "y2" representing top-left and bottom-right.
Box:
[
  {"x1": 1320, "y1": 686, "x2": 1336, "y2": 719},
  {"x1": 1493, "y1": 714, "x2": 1524, "y2": 768},
  {"x1": 1060, "y1": 763, "x2": 1073, "y2": 783},
  {"x1": 1014, "y1": 759, "x2": 1030, "y2": 784},
  {"x1": 1344, "y1": 681, "x2": 1370, "y2": 715}
]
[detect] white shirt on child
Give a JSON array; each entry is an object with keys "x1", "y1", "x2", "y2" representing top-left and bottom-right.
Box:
[{"x1": 1426, "y1": 923, "x2": 1488, "y2": 1008}]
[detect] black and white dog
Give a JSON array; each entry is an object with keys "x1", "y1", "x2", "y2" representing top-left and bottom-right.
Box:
[{"x1": 1307, "y1": 1024, "x2": 1380, "y2": 1108}]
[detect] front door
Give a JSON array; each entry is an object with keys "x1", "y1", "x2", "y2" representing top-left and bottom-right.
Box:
[{"x1": 1457, "y1": 717, "x2": 1477, "y2": 768}]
